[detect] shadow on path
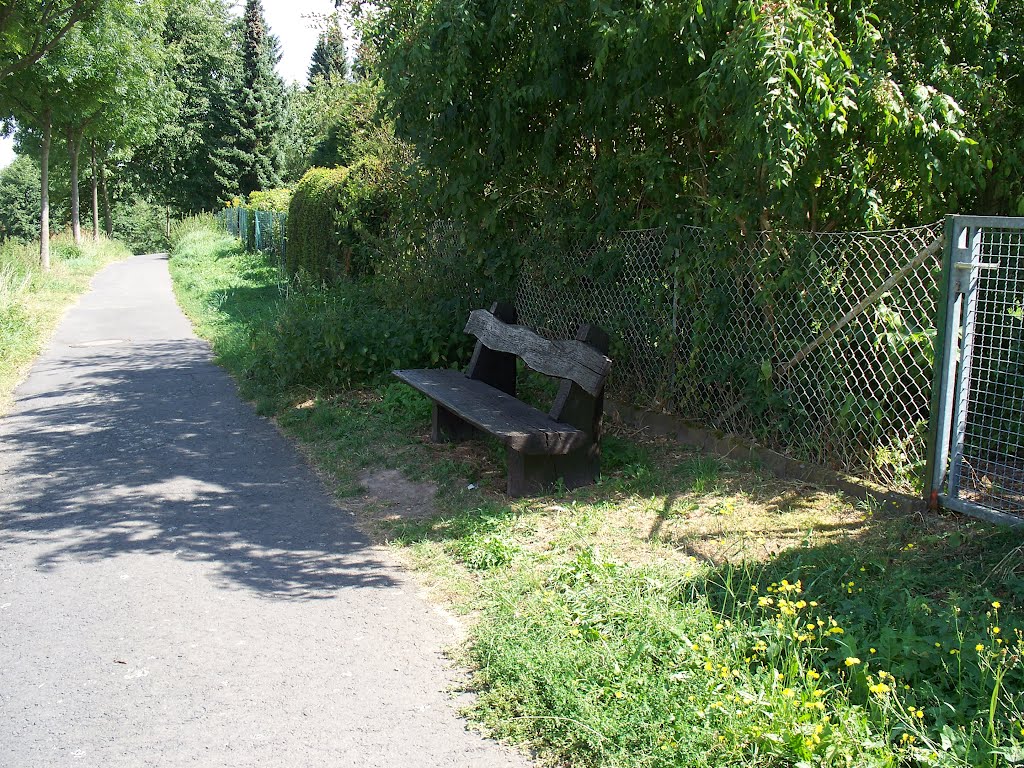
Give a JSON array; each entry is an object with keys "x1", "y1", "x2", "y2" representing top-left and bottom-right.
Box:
[{"x1": 0, "y1": 339, "x2": 396, "y2": 600}]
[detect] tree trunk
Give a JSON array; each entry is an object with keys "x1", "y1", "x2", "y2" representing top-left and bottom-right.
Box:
[
  {"x1": 68, "y1": 127, "x2": 83, "y2": 244},
  {"x1": 100, "y1": 157, "x2": 112, "y2": 237},
  {"x1": 90, "y1": 140, "x2": 99, "y2": 241},
  {"x1": 40, "y1": 109, "x2": 52, "y2": 271}
]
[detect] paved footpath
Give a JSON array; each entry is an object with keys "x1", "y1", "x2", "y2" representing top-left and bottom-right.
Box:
[{"x1": 0, "y1": 254, "x2": 529, "y2": 767}]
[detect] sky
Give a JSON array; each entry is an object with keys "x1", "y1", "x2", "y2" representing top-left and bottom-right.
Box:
[
  {"x1": 258, "y1": 0, "x2": 343, "y2": 86},
  {"x1": 0, "y1": 0, "x2": 344, "y2": 170}
]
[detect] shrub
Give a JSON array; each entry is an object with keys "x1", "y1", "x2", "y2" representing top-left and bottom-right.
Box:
[
  {"x1": 286, "y1": 160, "x2": 398, "y2": 284},
  {"x1": 0, "y1": 156, "x2": 41, "y2": 241},
  {"x1": 248, "y1": 280, "x2": 475, "y2": 390},
  {"x1": 247, "y1": 188, "x2": 292, "y2": 213},
  {"x1": 112, "y1": 196, "x2": 168, "y2": 254},
  {"x1": 286, "y1": 167, "x2": 348, "y2": 282},
  {"x1": 169, "y1": 214, "x2": 222, "y2": 249}
]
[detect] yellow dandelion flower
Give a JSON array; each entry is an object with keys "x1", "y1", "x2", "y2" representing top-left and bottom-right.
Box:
[{"x1": 844, "y1": 657, "x2": 861, "y2": 667}]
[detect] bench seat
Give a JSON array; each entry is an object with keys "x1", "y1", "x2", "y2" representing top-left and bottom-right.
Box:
[
  {"x1": 393, "y1": 368, "x2": 587, "y2": 455},
  {"x1": 392, "y1": 302, "x2": 610, "y2": 496}
]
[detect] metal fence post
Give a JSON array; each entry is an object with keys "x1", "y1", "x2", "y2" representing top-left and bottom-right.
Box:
[
  {"x1": 924, "y1": 216, "x2": 960, "y2": 508},
  {"x1": 945, "y1": 225, "x2": 984, "y2": 500}
]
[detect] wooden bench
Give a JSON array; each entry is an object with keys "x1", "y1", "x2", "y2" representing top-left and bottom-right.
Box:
[{"x1": 393, "y1": 302, "x2": 612, "y2": 496}]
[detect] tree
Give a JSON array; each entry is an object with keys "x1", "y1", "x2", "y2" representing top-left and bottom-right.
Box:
[
  {"x1": 0, "y1": 154, "x2": 41, "y2": 239},
  {"x1": 355, "y1": 0, "x2": 1021, "y2": 236},
  {"x1": 130, "y1": 0, "x2": 245, "y2": 213},
  {"x1": 0, "y1": 0, "x2": 101, "y2": 80},
  {"x1": 308, "y1": 19, "x2": 348, "y2": 85},
  {"x1": 48, "y1": 0, "x2": 167, "y2": 243},
  {"x1": 2, "y1": 57, "x2": 58, "y2": 268},
  {"x1": 1, "y1": 0, "x2": 168, "y2": 265},
  {"x1": 235, "y1": 0, "x2": 285, "y2": 195},
  {"x1": 285, "y1": 76, "x2": 384, "y2": 178}
]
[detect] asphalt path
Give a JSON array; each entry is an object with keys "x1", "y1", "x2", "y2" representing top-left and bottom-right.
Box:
[{"x1": 0, "y1": 253, "x2": 529, "y2": 767}]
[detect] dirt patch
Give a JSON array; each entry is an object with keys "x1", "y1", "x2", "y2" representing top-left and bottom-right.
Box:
[{"x1": 353, "y1": 469, "x2": 438, "y2": 531}]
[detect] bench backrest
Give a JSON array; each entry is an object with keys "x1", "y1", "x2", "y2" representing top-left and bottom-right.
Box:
[
  {"x1": 464, "y1": 309, "x2": 611, "y2": 397},
  {"x1": 463, "y1": 302, "x2": 611, "y2": 436}
]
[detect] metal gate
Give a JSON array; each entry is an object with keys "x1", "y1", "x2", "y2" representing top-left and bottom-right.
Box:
[{"x1": 927, "y1": 215, "x2": 1024, "y2": 525}]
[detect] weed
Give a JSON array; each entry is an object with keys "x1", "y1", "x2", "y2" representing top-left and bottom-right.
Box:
[
  {"x1": 451, "y1": 531, "x2": 519, "y2": 570},
  {"x1": 677, "y1": 454, "x2": 724, "y2": 494}
]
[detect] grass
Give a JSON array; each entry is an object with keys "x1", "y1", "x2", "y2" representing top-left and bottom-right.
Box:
[
  {"x1": 170, "y1": 222, "x2": 1024, "y2": 768},
  {"x1": 0, "y1": 233, "x2": 132, "y2": 413}
]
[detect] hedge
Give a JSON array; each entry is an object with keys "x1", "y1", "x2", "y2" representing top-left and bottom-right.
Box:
[{"x1": 286, "y1": 160, "x2": 393, "y2": 283}]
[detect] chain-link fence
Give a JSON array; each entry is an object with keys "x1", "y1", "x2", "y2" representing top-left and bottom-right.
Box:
[
  {"x1": 219, "y1": 207, "x2": 289, "y2": 289},
  {"x1": 219, "y1": 205, "x2": 244, "y2": 239},
  {"x1": 222, "y1": 204, "x2": 945, "y2": 495},
  {"x1": 518, "y1": 223, "x2": 944, "y2": 494}
]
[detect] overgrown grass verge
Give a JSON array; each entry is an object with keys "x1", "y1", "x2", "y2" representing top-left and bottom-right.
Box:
[
  {"x1": 170, "y1": 223, "x2": 1024, "y2": 768},
  {"x1": 0, "y1": 234, "x2": 133, "y2": 413}
]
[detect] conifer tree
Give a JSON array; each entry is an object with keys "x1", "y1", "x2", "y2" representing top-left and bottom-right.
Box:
[
  {"x1": 132, "y1": 0, "x2": 244, "y2": 212},
  {"x1": 235, "y1": 0, "x2": 284, "y2": 195},
  {"x1": 307, "y1": 21, "x2": 347, "y2": 85}
]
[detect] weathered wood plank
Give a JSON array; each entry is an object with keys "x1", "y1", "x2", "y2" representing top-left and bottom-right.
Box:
[
  {"x1": 393, "y1": 368, "x2": 588, "y2": 455},
  {"x1": 463, "y1": 310, "x2": 612, "y2": 397}
]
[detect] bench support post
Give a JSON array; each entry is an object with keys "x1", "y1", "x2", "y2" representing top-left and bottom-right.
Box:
[
  {"x1": 507, "y1": 445, "x2": 601, "y2": 497},
  {"x1": 431, "y1": 404, "x2": 478, "y2": 443}
]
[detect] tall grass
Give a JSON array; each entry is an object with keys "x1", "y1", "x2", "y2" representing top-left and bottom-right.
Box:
[{"x1": 0, "y1": 233, "x2": 132, "y2": 412}]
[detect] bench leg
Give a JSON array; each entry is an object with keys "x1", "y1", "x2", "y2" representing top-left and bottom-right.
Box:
[
  {"x1": 432, "y1": 404, "x2": 478, "y2": 443},
  {"x1": 506, "y1": 444, "x2": 600, "y2": 497}
]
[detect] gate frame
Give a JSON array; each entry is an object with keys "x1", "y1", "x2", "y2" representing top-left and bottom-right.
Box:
[{"x1": 925, "y1": 214, "x2": 1024, "y2": 527}]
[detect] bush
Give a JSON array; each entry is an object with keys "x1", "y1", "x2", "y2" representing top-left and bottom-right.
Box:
[
  {"x1": 248, "y1": 280, "x2": 475, "y2": 390},
  {"x1": 247, "y1": 188, "x2": 292, "y2": 213},
  {"x1": 286, "y1": 167, "x2": 347, "y2": 282},
  {"x1": 169, "y1": 213, "x2": 222, "y2": 250},
  {"x1": 286, "y1": 160, "x2": 398, "y2": 283},
  {"x1": 112, "y1": 196, "x2": 169, "y2": 254}
]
